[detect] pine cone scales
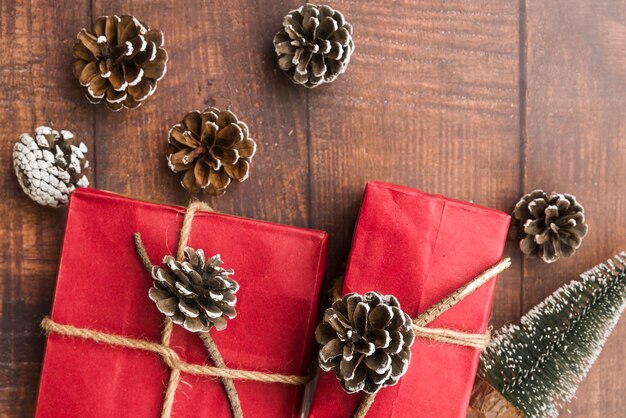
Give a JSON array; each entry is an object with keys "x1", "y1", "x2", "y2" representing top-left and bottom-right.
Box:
[
  {"x1": 167, "y1": 108, "x2": 256, "y2": 196},
  {"x1": 315, "y1": 292, "x2": 415, "y2": 394},
  {"x1": 511, "y1": 190, "x2": 588, "y2": 263},
  {"x1": 274, "y1": 4, "x2": 354, "y2": 88},
  {"x1": 73, "y1": 15, "x2": 168, "y2": 111},
  {"x1": 149, "y1": 248, "x2": 239, "y2": 332},
  {"x1": 13, "y1": 126, "x2": 89, "y2": 207}
]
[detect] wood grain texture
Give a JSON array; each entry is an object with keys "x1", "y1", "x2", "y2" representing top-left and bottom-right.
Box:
[
  {"x1": 523, "y1": 1, "x2": 626, "y2": 416},
  {"x1": 0, "y1": 1, "x2": 93, "y2": 416},
  {"x1": 0, "y1": 0, "x2": 624, "y2": 416},
  {"x1": 307, "y1": 0, "x2": 522, "y2": 328},
  {"x1": 90, "y1": 0, "x2": 310, "y2": 226}
]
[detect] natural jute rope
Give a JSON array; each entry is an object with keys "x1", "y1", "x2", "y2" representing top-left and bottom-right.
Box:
[
  {"x1": 39, "y1": 317, "x2": 310, "y2": 385},
  {"x1": 352, "y1": 258, "x2": 511, "y2": 418},
  {"x1": 41, "y1": 201, "x2": 310, "y2": 418}
]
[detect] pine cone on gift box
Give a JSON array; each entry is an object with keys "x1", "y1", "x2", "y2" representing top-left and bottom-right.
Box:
[
  {"x1": 13, "y1": 126, "x2": 89, "y2": 207},
  {"x1": 167, "y1": 108, "x2": 257, "y2": 196},
  {"x1": 149, "y1": 247, "x2": 239, "y2": 332},
  {"x1": 315, "y1": 292, "x2": 416, "y2": 394},
  {"x1": 274, "y1": 3, "x2": 354, "y2": 88},
  {"x1": 73, "y1": 15, "x2": 168, "y2": 111},
  {"x1": 511, "y1": 189, "x2": 588, "y2": 263}
]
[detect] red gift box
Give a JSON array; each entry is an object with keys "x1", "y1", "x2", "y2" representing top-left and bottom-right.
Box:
[
  {"x1": 36, "y1": 188, "x2": 328, "y2": 418},
  {"x1": 309, "y1": 182, "x2": 510, "y2": 418}
]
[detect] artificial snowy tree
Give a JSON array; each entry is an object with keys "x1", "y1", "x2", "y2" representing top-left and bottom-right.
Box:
[{"x1": 473, "y1": 253, "x2": 626, "y2": 418}]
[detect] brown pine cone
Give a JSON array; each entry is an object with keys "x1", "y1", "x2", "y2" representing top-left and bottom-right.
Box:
[
  {"x1": 13, "y1": 126, "x2": 89, "y2": 207},
  {"x1": 149, "y1": 247, "x2": 239, "y2": 332},
  {"x1": 315, "y1": 292, "x2": 415, "y2": 394},
  {"x1": 274, "y1": 4, "x2": 354, "y2": 88},
  {"x1": 510, "y1": 190, "x2": 588, "y2": 263},
  {"x1": 167, "y1": 108, "x2": 257, "y2": 196},
  {"x1": 73, "y1": 15, "x2": 168, "y2": 111}
]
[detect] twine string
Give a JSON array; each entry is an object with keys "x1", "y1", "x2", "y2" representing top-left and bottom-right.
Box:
[
  {"x1": 174, "y1": 201, "x2": 242, "y2": 418},
  {"x1": 40, "y1": 317, "x2": 309, "y2": 385},
  {"x1": 199, "y1": 332, "x2": 244, "y2": 418},
  {"x1": 352, "y1": 258, "x2": 511, "y2": 418},
  {"x1": 160, "y1": 318, "x2": 180, "y2": 418},
  {"x1": 411, "y1": 325, "x2": 491, "y2": 349},
  {"x1": 413, "y1": 259, "x2": 512, "y2": 328},
  {"x1": 176, "y1": 201, "x2": 214, "y2": 261}
]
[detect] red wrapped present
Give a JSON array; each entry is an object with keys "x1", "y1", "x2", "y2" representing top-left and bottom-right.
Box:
[
  {"x1": 35, "y1": 188, "x2": 328, "y2": 418},
  {"x1": 309, "y1": 181, "x2": 510, "y2": 418}
]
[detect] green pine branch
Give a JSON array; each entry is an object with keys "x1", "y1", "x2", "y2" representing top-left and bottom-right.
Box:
[{"x1": 478, "y1": 253, "x2": 626, "y2": 418}]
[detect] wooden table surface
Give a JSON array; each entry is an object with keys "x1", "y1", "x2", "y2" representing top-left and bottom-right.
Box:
[{"x1": 1, "y1": 1, "x2": 625, "y2": 417}]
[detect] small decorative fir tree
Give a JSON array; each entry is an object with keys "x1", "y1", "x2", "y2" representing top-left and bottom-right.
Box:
[{"x1": 478, "y1": 253, "x2": 626, "y2": 418}]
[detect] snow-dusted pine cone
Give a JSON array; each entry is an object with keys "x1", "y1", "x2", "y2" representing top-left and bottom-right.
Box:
[
  {"x1": 13, "y1": 126, "x2": 89, "y2": 207},
  {"x1": 73, "y1": 15, "x2": 168, "y2": 111},
  {"x1": 167, "y1": 108, "x2": 257, "y2": 196},
  {"x1": 149, "y1": 247, "x2": 239, "y2": 332},
  {"x1": 510, "y1": 190, "x2": 588, "y2": 263},
  {"x1": 315, "y1": 292, "x2": 416, "y2": 394},
  {"x1": 274, "y1": 4, "x2": 354, "y2": 88}
]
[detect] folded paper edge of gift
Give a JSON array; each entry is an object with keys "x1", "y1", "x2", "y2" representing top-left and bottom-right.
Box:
[{"x1": 73, "y1": 188, "x2": 330, "y2": 239}]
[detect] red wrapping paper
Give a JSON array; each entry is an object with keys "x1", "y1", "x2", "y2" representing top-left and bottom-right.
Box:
[
  {"x1": 36, "y1": 188, "x2": 328, "y2": 418},
  {"x1": 309, "y1": 182, "x2": 510, "y2": 418}
]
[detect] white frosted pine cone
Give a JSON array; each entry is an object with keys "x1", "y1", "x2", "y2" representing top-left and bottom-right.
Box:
[{"x1": 13, "y1": 126, "x2": 89, "y2": 207}]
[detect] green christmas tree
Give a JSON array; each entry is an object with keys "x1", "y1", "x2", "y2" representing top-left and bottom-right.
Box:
[{"x1": 478, "y1": 253, "x2": 626, "y2": 418}]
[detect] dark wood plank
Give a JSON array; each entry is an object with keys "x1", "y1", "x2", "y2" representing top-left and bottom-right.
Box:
[
  {"x1": 2, "y1": 1, "x2": 625, "y2": 416},
  {"x1": 307, "y1": 0, "x2": 522, "y2": 327},
  {"x1": 523, "y1": 1, "x2": 626, "y2": 416},
  {"x1": 0, "y1": 1, "x2": 93, "y2": 415},
  {"x1": 91, "y1": 0, "x2": 310, "y2": 227}
]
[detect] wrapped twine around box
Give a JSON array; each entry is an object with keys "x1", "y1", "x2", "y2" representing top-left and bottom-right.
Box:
[
  {"x1": 344, "y1": 258, "x2": 512, "y2": 418},
  {"x1": 41, "y1": 200, "x2": 511, "y2": 418},
  {"x1": 41, "y1": 201, "x2": 311, "y2": 418}
]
